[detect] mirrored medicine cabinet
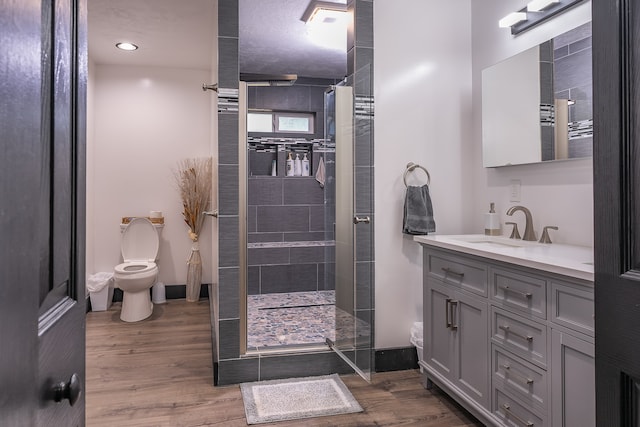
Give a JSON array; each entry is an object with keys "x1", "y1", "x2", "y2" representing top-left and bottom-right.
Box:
[{"x1": 482, "y1": 22, "x2": 592, "y2": 168}]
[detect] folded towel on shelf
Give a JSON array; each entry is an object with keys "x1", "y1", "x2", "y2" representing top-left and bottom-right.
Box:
[
  {"x1": 403, "y1": 185, "x2": 436, "y2": 235},
  {"x1": 315, "y1": 155, "x2": 326, "y2": 188}
]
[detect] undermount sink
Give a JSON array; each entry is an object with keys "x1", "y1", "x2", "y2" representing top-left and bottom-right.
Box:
[{"x1": 447, "y1": 235, "x2": 527, "y2": 248}]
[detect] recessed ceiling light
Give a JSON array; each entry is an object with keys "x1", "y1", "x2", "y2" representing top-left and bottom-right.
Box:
[
  {"x1": 301, "y1": 1, "x2": 347, "y2": 24},
  {"x1": 301, "y1": 1, "x2": 348, "y2": 51},
  {"x1": 116, "y1": 42, "x2": 138, "y2": 51}
]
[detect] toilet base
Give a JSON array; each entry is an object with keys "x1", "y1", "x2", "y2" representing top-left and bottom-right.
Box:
[{"x1": 120, "y1": 290, "x2": 154, "y2": 322}]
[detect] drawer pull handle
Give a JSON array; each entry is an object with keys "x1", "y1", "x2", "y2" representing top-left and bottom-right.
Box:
[
  {"x1": 501, "y1": 403, "x2": 534, "y2": 426},
  {"x1": 445, "y1": 298, "x2": 458, "y2": 330},
  {"x1": 442, "y1": 267, "x2": 465, "y2": 279},
  {"x1": 499, "y1": 285, "x2": 532, "y2": 299},
  {"x1": 450, "y1": 300, "x2": 458, "y2": 330},
  {"x1": 499, "y1": 324, "x2": 533, "y2": 342},
  {"x1": 501, "y1": 363, "x2": 534, "y2": 385}
]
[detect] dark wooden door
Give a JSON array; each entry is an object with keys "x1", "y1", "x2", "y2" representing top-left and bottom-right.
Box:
[
  {"x1": 0, "y1": 0, "x2": 87, "y2": 425},
  {"x1": 593, "y1": 0, "x2": 640, "y2": 424}
]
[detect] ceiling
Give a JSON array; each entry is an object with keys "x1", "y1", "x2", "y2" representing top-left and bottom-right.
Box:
[{"x1": 87, "y1": 0, "x2": 347, "y2": 79}]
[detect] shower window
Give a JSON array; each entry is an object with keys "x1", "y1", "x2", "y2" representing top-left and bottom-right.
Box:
[{"x1": 247, "y1": 111, "x2": 314, "y2": 134}]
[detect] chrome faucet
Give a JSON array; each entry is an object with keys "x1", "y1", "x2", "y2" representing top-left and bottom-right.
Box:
[{"x1": 506, "y1": 206, "x2": 536, "y2": 241}]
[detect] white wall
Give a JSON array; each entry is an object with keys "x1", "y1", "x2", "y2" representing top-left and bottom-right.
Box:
[
  {"x1": 374, "y1": 0, "x2": 473, "y2": 348},
  {"x1": 373, "y1": 0, "x2": 594, "y2": 350},
  {"x1": 468, "y1": 1, "x2": 593, "y2": 247},
  {"x1": 90, "y1": 65, "x2": 213, "y2": 286}
]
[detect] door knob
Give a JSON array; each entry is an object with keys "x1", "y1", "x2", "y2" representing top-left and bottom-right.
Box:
[
  {"x1": 203, "y1": 209, "x2": 218, "y2": 218},
  {"x1": 52, "y1": 373, "x2": 81, "y2": 406},
  {"x1": 353, "y1": 216, "x2": 371, "y2": 224}
]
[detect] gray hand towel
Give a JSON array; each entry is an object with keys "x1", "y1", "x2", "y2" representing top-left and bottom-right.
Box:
[
  {"x1": 315, "y1": 155, "x2": 326, "y2": 188},
  {"x1": 403, "y1": 185, "x2": 436, "y2": 235}
]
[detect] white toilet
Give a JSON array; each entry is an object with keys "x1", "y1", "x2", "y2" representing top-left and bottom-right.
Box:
[{"x1": 114, "y1": 217, "x2": 160, "y2": 322}]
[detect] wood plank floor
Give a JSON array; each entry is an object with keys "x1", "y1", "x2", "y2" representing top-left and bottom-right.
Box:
[{"x1": 86, "y1": 299, "x2": 482, "y2": 426}]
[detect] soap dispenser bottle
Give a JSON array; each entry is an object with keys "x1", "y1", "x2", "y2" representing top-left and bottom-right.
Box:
[
  {"x1": 301, "y1": 153, "x2": 310, "y2": 176},
  {"x1": 294, "y1": 153, "x2": 302, "y2": 176},
  {"x1": 286, "y1": 152, "x2": 294, "y2": 176},
  {"x1": 484, "y1": 202, "x2": 501, "y2": 236}
]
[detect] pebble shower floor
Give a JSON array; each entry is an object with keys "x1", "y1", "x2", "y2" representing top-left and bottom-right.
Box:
[{"x1": 247, "y1": 290, "x2": 335, "y2": 349}]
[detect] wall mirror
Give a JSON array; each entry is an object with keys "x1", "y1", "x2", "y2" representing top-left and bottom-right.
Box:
[{"x1": 482, "y1": 22, "x2": 592, "y2": 167}]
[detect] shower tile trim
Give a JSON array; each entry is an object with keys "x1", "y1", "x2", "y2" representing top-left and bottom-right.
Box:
[
  {"x1": 218, "y1": 88, "x2": 239, "y2": 113},
  {"x1": 247, "y1": 240, "x2": 335, "y2": 249}
]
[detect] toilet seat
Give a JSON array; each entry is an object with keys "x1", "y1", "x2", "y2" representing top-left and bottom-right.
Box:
[{"x1": 114, "y1": 261, "x2": 157, "y2": 275}]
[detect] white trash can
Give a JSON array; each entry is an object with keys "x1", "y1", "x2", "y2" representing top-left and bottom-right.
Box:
[
  {"x1": 410, "y1": 322, "x2": 424, "y2": 371},
  {"x1": 87, "y1": 272, "x2": 114, "y2": 311}
]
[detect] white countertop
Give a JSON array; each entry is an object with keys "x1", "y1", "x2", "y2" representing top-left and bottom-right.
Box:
[{"x1": 414, "y1": 234, "x2": 594, "y2": 282}]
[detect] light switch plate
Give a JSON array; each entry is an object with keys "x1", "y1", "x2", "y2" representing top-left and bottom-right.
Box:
[{"x1": 510, "y1": 179, "x2": 521, "y2": 202}]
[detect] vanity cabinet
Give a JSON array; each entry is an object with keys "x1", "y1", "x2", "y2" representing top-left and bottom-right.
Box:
[{"x1": 419, "y1": 244, "x2": 594, "y2": 427}]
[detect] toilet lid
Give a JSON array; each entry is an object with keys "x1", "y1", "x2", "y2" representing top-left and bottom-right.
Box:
[{"x1": 121, "y1": 217, "x2": 159, "y2": 262}]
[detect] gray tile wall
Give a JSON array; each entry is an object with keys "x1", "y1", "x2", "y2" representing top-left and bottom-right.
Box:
[
  {"x1": 540, "y1": 41, "x2": 554, "y2": 161},
  {"x1": 540, "y1": 22, "x2": 592, "y2": 162},
  {"x1": 553, "y1": 22, "x2": 593, "y2": 153},
  {"x1": 216, "y1": 0, "x2": 244, "y2": 386},
  {"x1": 247, "y1": 174, "x2": 331, "y2": 295},
  {"x1": 246, "y1": 83, "x2": 333, "y2": 296}
]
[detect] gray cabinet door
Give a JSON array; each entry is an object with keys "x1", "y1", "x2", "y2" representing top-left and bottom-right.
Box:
[
  {"x1": 454, "y1": 290, "x2": 489, "y2": 408},
  {"x1": 425, "y1": 280, "x2": 489, "y2": 408},
  {"x1": 425, "y1": 281, "x2": 456, "y2": 380},
  {"x1": 551, "y1": 329, "x2": 595, "y2": 427}
]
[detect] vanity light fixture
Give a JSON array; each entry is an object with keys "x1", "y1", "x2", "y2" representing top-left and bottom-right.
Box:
[
  {"x1": 116, "y1": 42, "x2": 138, "y2": 51},
  {"x1": 500, "y1": 0, "x2": 585, "y2": 35},
  {"x1": 527, "y1": 0, "x2": 560, "y2": 12},
  {"x1": 498, "y1": 12, "x2": 527, "y2": 28},
  {"x1": 301, "y1": 0, "x2": 347, "y2": 24}
]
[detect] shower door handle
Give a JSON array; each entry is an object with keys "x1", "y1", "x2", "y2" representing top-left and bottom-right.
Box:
[
  {"x1": 353, "y1": 216, "x2": 370, "y2": 224},
  {"x1": 204, "y1": 209, "x2": 218, "y2": 218}
]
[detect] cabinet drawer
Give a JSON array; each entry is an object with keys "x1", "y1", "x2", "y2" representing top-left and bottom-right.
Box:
[
  {"x1": 492, "y1": 345, "x2": 547, "y2": 412},
  {"x1": 426, "y1": 251, "x2": 487, "y2": 296},
  {"x1": 550, "y1": 281, "x2": 594, "y2": 336},
  {"x1": 494, "y1": 386, "x2": 546, "y2": 427},
  {"x1": 491, "y1": 307, "x2": 547, "y2": 368},
  {"x1": 491, "y1": 267, "x2": 546, "y2": 319}
]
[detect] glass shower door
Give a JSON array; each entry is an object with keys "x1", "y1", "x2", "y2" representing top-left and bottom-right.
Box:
[{"x1": 329, "y1": 64, "x2": 374, "y2": 381}]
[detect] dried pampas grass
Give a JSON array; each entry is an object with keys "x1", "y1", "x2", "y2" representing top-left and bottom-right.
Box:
[{"x1": 174, "y1": 157, "x2": 212, "y2": 242}]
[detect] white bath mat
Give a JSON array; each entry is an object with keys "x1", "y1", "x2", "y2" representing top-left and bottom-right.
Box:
[{"x1": 240, "y1": 374, "x2": 363, "y2": 424}]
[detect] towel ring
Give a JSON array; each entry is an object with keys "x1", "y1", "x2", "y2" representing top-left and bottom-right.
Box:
[{"x1": 403, "y1": 162, "x2": 430, "y2": 187}]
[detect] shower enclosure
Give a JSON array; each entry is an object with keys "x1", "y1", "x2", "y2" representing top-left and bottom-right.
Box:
[{"x1": 238, "y1": 68, "x2": 374, "y2": 380}]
